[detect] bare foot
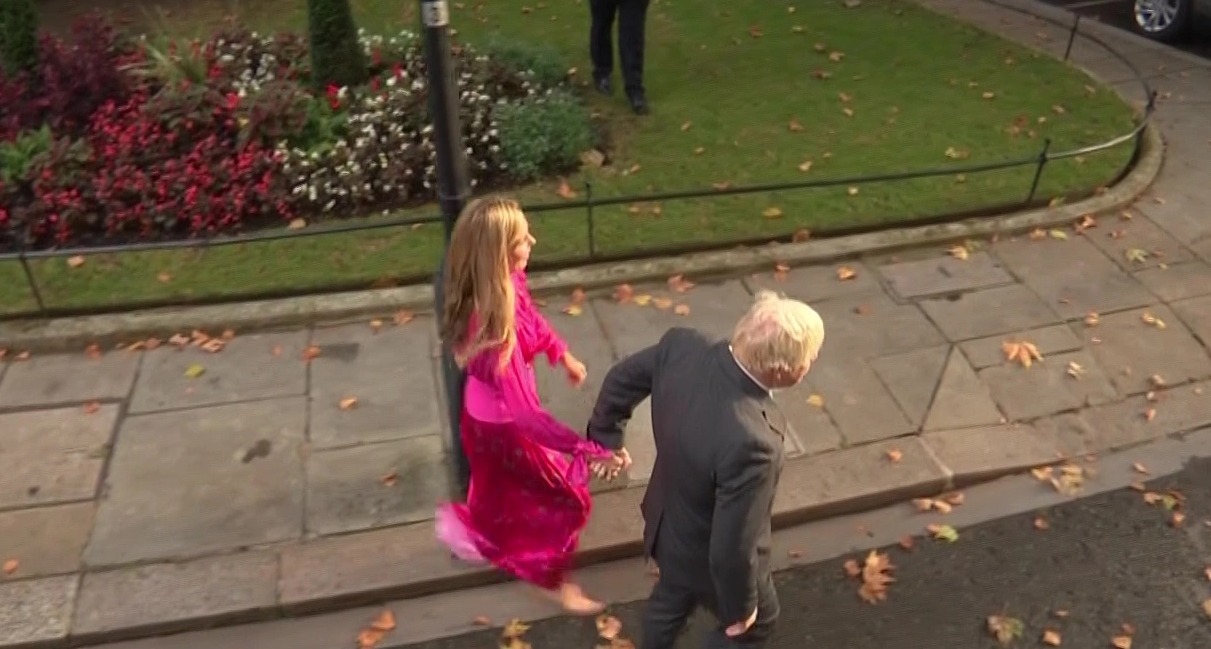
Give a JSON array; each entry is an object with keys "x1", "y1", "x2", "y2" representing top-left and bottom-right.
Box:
[{"x1": 538, "y1": 583, "x2": 605, "y2": 616}]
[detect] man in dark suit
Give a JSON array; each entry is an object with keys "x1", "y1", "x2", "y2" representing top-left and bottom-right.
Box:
[
  {"x1": 586, "y1": 291, "x2": 825, "y2": 648},
  {"x1": 588, "y1": 0, "x2": 651, "y2": 115}
]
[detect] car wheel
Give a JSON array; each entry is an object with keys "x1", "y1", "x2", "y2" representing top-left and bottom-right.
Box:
[{"x1": 1133, "y1": 0, "x2": 1192, "y2": 42}]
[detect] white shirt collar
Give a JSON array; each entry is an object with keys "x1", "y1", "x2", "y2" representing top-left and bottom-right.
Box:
[{"x1": 729, "y1": 345, "x2": 774, "y2": 396}]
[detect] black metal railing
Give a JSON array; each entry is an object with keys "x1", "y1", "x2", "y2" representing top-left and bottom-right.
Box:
[{"x1": 0, "y1": 2, "x2": 1157, "y2": 320}]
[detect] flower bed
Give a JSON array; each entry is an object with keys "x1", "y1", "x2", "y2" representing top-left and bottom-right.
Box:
[{"x1": 0, "y1": 15, "x2": 593, "y2": 251}]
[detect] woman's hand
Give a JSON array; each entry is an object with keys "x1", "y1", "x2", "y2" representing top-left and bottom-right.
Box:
[
  {"x1": 590, "y1": 448, "x2": 632, "y2": 481},
  {"x1": 562, "y1": 352, "x2": 587, "y2": 387}
]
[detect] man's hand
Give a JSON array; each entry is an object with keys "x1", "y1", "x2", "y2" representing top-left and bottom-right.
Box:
[
  {"x1": 724, "y1": 607, "x2": 758, "y2": 638},
  {"x1": 590, "y1": 448, "x2": 632, "y2": 481},
  {"x1": 562, "y1": 352, "x2": 587, "y2": 387}
]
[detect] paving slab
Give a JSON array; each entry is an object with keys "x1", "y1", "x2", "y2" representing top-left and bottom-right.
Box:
[
  {"x1": 868, "y1": 345, "x2": 951, "y2": 428},
  {"x1": 811, "y1": 292, "x2": 946, "y2": 359},
  {"x1": 772, "y1": 438, "x2": 948, "y2": 524},
  {"x1": 278, "y1": 522, "x2": 481, "y2": 612},
  {"x1": 921, "y1": 423, "x2": 1073, "y2": 486},
  {"x1": 0, "y1": 575, "x2": 78, "y2": 647},
  {"x1": 959, "y1": 323, "x2": 1084, "y2": 369},
  {"x1": 532, "y1": 301, "x2": 617, "y2": 434},
  {"x1": 85, "y1": 398, "x2": 306, "y2": 566},
  {"x1": 590, "y1": 278, "x2": 752, "y2": 357},
  {"x1": 1132, "y1": 180, "x2": 1211, "y2": 254},
  {"x1": 991, "y1": 235, "x2": 1157, "y2": 320},
  {"x1": 877, "y1": 251, "x2": 1014, "y2": 301},
  {"x1": 922, "y1": 349, "x2": 1005, "y2": 432},
  {"x1": 128, "y1": 330, "x2": 310, "y2": 413},
  {"x1": 0, "y1": 502, "x2": 94, "y2": 579},
  {"x1": 0, "y1": 350, "x2": 140, "y2": 408},
  {"x1": 305, "y1": 436, "x2": 450, "y2": 536},
  {"x1": 979, "y1": 349, "x2": 1118, "y2": 421},
  {"x1": 1134, "y1": 260, "x2": 1211, "y2": 303},
  {"x1": 917, "y1": 284, "x2": 1062, "y2": 342},
  {"x1": 743, "y1": 261, "x2": 883, "y2": 303},
  {"x1": 806, "y1": 355, "x2": 916, "y2": 446},
  {"x1": 1076, "y1": 305, "x2": 1211, "y2": 396},
  {"x1": 309, "y1": 322, "x2": 440, "y2": 450},
  {"x1": 72, "y1": 552, "x2": 279, "y2": 638},
  {"x1": 770, "y1": 383, "x2": 842, "y2": 456},
  {"x1": 1083, "y1": 215, "x2": 1193, "y2": 272},
  {"x1": 1077, "y1": 381, "x2": 1211, "y2": 453},
  {"x1": 0, "y1": 405, "x2": 118, "y2": 510},
  {"x1": 1170, "y1": 295, "x2": 1211, "y2": 348}
]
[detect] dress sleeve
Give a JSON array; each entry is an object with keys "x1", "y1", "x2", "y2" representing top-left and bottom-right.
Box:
[{"x1": 514, "y1": 271, "x2": 568, "y2": 366}]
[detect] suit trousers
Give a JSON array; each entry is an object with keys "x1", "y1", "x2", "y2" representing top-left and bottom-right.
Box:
[
  {"x1": 589, "y1": 0, "x2": 650, "y2": 95},
  {"x1": 641, "y1": 564, "x2": 780, "y2": 649}
]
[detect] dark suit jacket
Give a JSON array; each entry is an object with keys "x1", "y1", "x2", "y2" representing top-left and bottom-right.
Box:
[{"x1": 587, "y1": 327, "x2": 787, "y2": 625}]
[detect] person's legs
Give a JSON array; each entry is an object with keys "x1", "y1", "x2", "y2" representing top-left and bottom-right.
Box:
[
  {"x1": 588, "y1": 0, "x2": 619, "y2": 94},
  {"x1": 617, "y1": 0, "x2": 651, "y2": 112},
  {"x1": 700, "y1": 571, "x2": 780, "y2": 649},
  {"x1": 641, "y1": 576, "x2": 697, "y2": 649}
]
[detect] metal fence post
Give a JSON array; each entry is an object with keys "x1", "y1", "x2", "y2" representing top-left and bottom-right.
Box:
[
  {"x1": 420, "y1": 0, "x2": 471, "y2": 495},
  {"x1": 16, "y1": 228, "x2": 48, "y2": 317},
  {"x1": 1026, "y1": 138, "x2": 1053, "y2": 204},
  {"x1": 584, "y1": 181, "x2": 596, "y2": 260},
  {"x1": 1064, "y1": 14, "x2": 1081, "y2": 61}
]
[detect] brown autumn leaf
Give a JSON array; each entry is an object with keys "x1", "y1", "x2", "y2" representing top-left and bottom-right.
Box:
[
  {"x1": 380, "y1": 471, "x2": 399, "y2": 487},
  {"x1": 792, "y1": 228, "x2": 811, "y2": 242},
  {"x1": 562, "y1": 304, "x2": 584, "y2": 316},
  {"x1": 595, "y1": 615, "x2": 622, "y2": 639},
  {"x1": 556, "y1": 179, "x2": 578, "y2": 199},
  {"x1": 673, "y1": 304, "x2": 691, "y2": 317},
  {"x1": 1111, "y1": 636, "x2": 1132, "y2": 649},
  {"x1": 667, "y1": 274, "x2": 695, "y2": 293},
  {"x1": 788, "y1": 118, "x2": 805, "y2": 132},
  {"x1": 157, "y1": 271, "x2": 173, "y2": 283},
  {"x1": 1041, "y1": 629, "x2": 1062, "y2": 646},
  {"x1": 201, "y1": 338, "x2": 225, "y2": 353},
  {"x1": 339, "y1": 397, "x2": 359, "y2": 410},
  {"x1": 287, "y1": 218, "x2": 307, "y2": 230},
  {"x1": 369, "y1": 319, "x2": 384, "y2": 332},
  {"x1": 898, "y1": 535, "x2": 915, "y2": 550},
  {"x1": 85, "y1": 344, "x2": 103, "y2": 359},
  {"x1": 570, "y1": 287, "x2": 588, "y2": 305},
  {"x1": 806, "y1": 393, "x2": 824, "y2": 408},
  {"x1": 83, "y1": 401, "x2": 101, "y2": 415},
  {"x1": 303, "y1": 345, "x2": 322, "y2": 361},
  {"x1": 986, "y1": 615, "x2": 1024, "y2": 645},
  {"x1": 711, "y1": 181, "x2": 733, "y2": 190},
  {"x1": 1002, "y1": 340, "x2": 1043, "y2": 368},
  {"x1": 652, "y1": 297, "x2": 673, "y2": 311},
  {"x1": 1144, "y1": 408, "x2": 1157, "y2": 422},
  {"x1": 886, "y1": 448, "x2": 903, "y2": 463},
  {"x1": 2, "y1": 558, "x2": 18, "y2": 575},
  {"x1": 271, "y1": 345, "x2": 284, "y2": 357},
  {"x1": 393, "y1": 310, "x2": 416, "y2": 325},
  {"x1": 798, "y1": 160, "x2": 813, "y2": 172},
  {"x1": 1204, "y1": 566, "x2": 1211, "y2": 581},
  {"x1": 502, "y1": 619, "x2": 531, "y2": 638},
  {"x1": 356, "y1": 629, "x2": 385, "y2": 649},
  {"x1": 1203, "y1": 599, "x2": 1211, "y2": 619},
  {"x1": 67, "y1": 255, "x2": 86, "y2": 268},
  {"x1": 680, "y1": 121, "x2": 692, "y2": 131},
  {"x1": 370, "y1": 610, "x2": 396, "y2": 632},
  {"x1": 762, "y1": 207, "x2": 784, "y2": 219},
  {"x1": 855, "y1": 550, "x2": 895, "y2": 604},
  {"x1": 942, "y1": 492, "x2": 965, "y2": 506},
  {"x1": 1171, "y1": 511, "x2": 1186, "y2": 527},
  {"x1": 1084, "y1": 312, "x2": 1100, "y2": 327},
  {"x1": 748, "y1": 25, "x2": 764, "y2": 38},
  {"x1": 836, "y1": 266, "x2": 857, "y2": 281},
  {"x1": 828, "y1": 50, "x2": 845, "y2": 62},
  {"x1": 846, "y1": 186, "x2": 859, "y2": 196},
  {"x1": 1034, "y1": 517, "x2": 1050, "y2": 530},
  {"x1": 1141, "y1": 311, "x2": 1166, "y2": 328},
  {"x1": 1132, "y1": 462, "x2": 1149, "y2": 475},
  {"x1": 843, "y1": 559, "x2": 861, "y2": 577},
  {"x1": 912, "y1": 498, "x2": 934, "y2": 513},
  {"x1": 614, "y1": 283, "x2": 635, "y2": 303},
  {"x1": 948, "y1": 244, "x2": 970, "y2": 260}
]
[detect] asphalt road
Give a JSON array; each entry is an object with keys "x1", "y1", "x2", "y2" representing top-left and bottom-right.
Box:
[
  {"x1": 1040, "y1": 0, "x2": 1211, "y2": 58},
  {"x1": 407, "y1": 458, "x2": 1211, "y2": 649}
]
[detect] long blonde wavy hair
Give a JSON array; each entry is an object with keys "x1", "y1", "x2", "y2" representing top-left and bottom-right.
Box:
[{"x1": 439, "y1": 196, "x2": 528, "y2": 368}]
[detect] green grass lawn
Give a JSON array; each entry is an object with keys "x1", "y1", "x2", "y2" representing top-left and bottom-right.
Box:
[{"x1": 2, "y1": 0, "x2": 1138, "y2": 317}]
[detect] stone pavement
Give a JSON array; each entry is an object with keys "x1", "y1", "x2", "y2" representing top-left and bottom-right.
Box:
[{"x1": 3, "y1": 0, "x2": 1211, "y2": 647}]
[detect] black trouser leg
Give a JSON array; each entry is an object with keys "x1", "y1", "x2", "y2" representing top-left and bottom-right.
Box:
[
  {"x1": 618, "y1": 0, "x2": 650, "y2": 96},
  {"x1": 700, "y1": 571, "x2": 780, "y2": 649},
  {"x1": 589, "y1": 0, "x2": 619, "y2": 80},
  {"x1": 641, "y1": 576, "x2": 696, "y2": 649}
]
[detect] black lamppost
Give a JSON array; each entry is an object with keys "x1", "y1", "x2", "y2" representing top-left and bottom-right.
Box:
[{"x1": 419, "y1": 0, "x2": 471, "y2": 494}]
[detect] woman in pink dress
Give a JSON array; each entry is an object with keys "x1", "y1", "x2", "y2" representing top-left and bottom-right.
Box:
[{"x1": 434, "y1": 195, "x2": 626, "y2": 615}]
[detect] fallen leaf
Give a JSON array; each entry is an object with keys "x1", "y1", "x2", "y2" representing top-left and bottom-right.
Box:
[
  {"x1": 912, "y1": 498, "x2": 935, "y2": 512},
  {"x1": 83, "y1": 401, "x2": 101, "y2": 414},
  {"x1": 633, "y1": 294, "x2": 652, "y2": 306},
  {"x1": 85, "y1": 344, "x2": 102, "y2": 359},
  {"x1": 1052, "y1": 609, "x2": 1069, "y2": 618},
  {"x1": 886, "y1": 448, "x2": 903, "y2": 463},
  {"x1": 788, "y1": 118, "x2": 805, "y2": 132},
  {"x1": 1132, "y1": 462, "x2": 1149, "y2": 475},
  {"x1": 836, "y1": 266, "x2": 857, "y2": 281},
  {"x1": 1141, "y1": 311, "x2": 1166, "y2": 328},
  {"x1": 846, "y1": 186, "x2": 859, "y2": 196},
  {"x1": 982, "y1": 91, "x2": 996, "y2": 99},
  {"x1": 1002, "y1": 340, "x2": 1043, "y2": 368},
  {"x1": 502, "y1": 619, "x2": 531, "y2": 638},
  {"x1": 948, "y1": 245, "x2": 970, "y2": 260},
  {"x1": 673, "y1": 304, "x2": 691, "y2": 316},
  {"x1": 339, "y1": 397, "x2": 359, "y2": 410},
  {"x1": 792, "y1": 228, "x2": 811, "y2": 242},
  {"x1": 987, "y1": 615, "x2": 1024, "y2": 645},
  {"x1": 614, "y1": 284, "x2": 635, "y2": 303},
  {"x1": 570, "y1": 288, "x2": 588, "y2": 304},
  {"x1": 356, "y1": 629, "x2": 384, "y2": 649},
  {"x1": 943, "y1": 492, "x2": 965, "y2": 506},
  {"x1": 1042, "y1": 629, "x2": 1062, "y2": 646},
  {"x1": 806, "y1": 393, "x2": 825, "y2": 408},
  {"x1": 932, "y1": 500, "x2": 953, "y2": 514},
  {"x1": 898, "y1": 535, "x2": 915, "y2": 550},
  {"x1": 680, "y1": 121, "x2": 692, "y2": 131},
  {"x1": 1031, "y1": 466, "x2": 1054, "y2": 481},
  {"x1": 1049, "y1": 229, "x2": 1068, "y2": 240},
  {"x1": 157, "y1": 272, "x2": 173, "y2": 283},
  {"x1": 1066, "y1": 361, "x2": 1085, "y2": 378},
  {"x1": 828, "y1": 50, "x2": 845, "y2": 62},
  {"x1": 184, "y1": 364, "x2": 205, "y2": 378},
  {"x1": 1084, "y1": 312, "x2": 1100, "y2": 327},
  {"x1": 762, "y1": 207, "x2": 784, "y2": 219},
  {"x1": 303, "y1": 345, "x2": 322, "y2": 361},
  {"x1": 1111, "y1": 636, "x2": 1132, "y2": 649},
  {"x1": 652, "y1": 297, "x2": 673, "y2": 310},
  {"x1": 66, "y1": 255, "x2": 86, "y2": 268},
  {"x1": 927, "y1": 523, "x2": 959, "y2": 542},
  {"x1": 2, "y1": 558, "x2": 17, "y2": 575},
  {"x1": 595, "y1": 615, "x2": 622, "y2": 639},
  {"x1": 1171, "y1": 511, "x2": 1186, "y2": 527},
  {"x1": 1125, "y1": 248, "x2": 1149, "y2": 264},
  {"x1": 562, "y1": 304, "x2": 584, "y2": 316},
  {"x1": 380, "y1": 471, "x2": 398, "y2": 487},
  {"x1": 797, "y1": 160, "x2": 813, "y2": 172},
  {"x1": 271, "y1": 345, "x2": 283, "y2": 357},
  {"x1": 13, "y1": 351, "x2": 27, "y2": 361},
  {"x1": 201, "y1": 339, "x2": 225, "y2": 353},
  {"x1": 843, "y1": 559, "x2": 862, "y2": 577},
  {"x1": 472, "y1": 615, "x2": 492, "y2": 626},
  {"x1": 1203, "y1": 599, "x2": 1211, "y2": 619},
  {"x1": 667, "y1": 275, "x2": 695, "y2": 293},
  {"x1": 556, "y1": 179, "x2": 578, "y2": 199},
  {"x1": 1034, "y1": 517, "x2": 1050, "y2": 530},
  {"x1": 370, "y1": 610, "x2": 396, "y2": 632},
  {"x1": 1144, "y1": 408, "x2": 1157, "y2": 422},
  {"x1": 393, "y1": 310, "x2": 416, "y2": 325}
]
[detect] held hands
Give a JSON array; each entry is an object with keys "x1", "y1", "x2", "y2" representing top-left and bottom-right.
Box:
[
  {"x1": 725, "y1": 607, "x2": 759, "y2": 638},
  {"x1": 590, "y1": 448, "x2": 632, "y2": 482},
  {"x1": 562, "y1": 351, "x2": 587, "y2": 387}
]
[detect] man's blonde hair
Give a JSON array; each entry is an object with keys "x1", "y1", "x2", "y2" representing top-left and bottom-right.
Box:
[{"x1": 731, "y1": 290, "x2": 825, "y2": 375}]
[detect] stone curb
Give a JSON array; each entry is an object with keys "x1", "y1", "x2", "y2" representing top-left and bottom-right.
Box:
[
  {"x1": 2, "y1": 426, "x2": 1113, "y2": 649},
  {"x1": 0, "y1": 124, "x2": 1163, "y2": 354}
]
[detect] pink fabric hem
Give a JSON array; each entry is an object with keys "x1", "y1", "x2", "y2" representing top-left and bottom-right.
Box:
[{"x1": 434, "y1": 505, "x2": 486, "y2": 564}]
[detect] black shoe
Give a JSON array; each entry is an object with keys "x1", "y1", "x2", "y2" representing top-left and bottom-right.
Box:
[
  {"x1": 594, "y1": 75, "x2": 613, "y2": 96},
  {"x1": 628, "y1": 93, "x2": 649, "y2": 115}
]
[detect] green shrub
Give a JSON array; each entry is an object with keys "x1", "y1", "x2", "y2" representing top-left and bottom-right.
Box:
[
  {"x1": 0, "y1": 125, "x2": 52, "y2": 185},
  {"x1": 0, "y1": 0, "x2": 39, "y2": 75},
  {"x1": 482, "y1": 37, "x2": 567, "y2": 88},
  {"x1": 496, "y1": 90, "x2": 593, "y2": 182},
  {"x1": 306, "y1": 0, "x2": 367, "y2": 88}
]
